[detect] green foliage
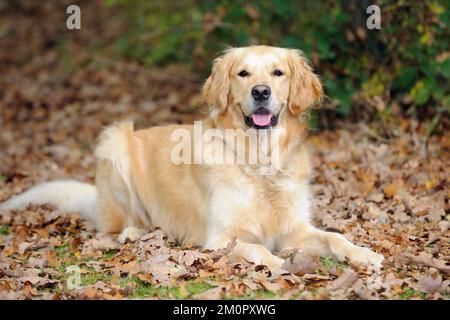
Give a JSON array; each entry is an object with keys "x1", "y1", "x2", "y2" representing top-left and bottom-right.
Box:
[
  {"x1": 399, "y1": 287, "x2": 426, "y2": 300},
  {"x1": 321, "y1": 256, "x2": 348, "y2": 270},
  {"x1": 54, "y1": 244, "x2": 70, "y2": 257},
  {"x1": 102, "y1": 249, "x2": 119, "y2": 260},
  {"x1": 80, "y1": 269, "x2": 114, "y2": 286},
  {"x1": 0, "y1": 225, "x2": 10, "y2": 235},
  {"x1": 118, "y1": 277, "x2": 214, "y2": 299},
  {"x1": 104, "y1": 0, "x2": 450, "y2": 119}
]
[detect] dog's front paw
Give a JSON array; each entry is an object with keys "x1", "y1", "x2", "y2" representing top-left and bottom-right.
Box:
[
  {"x1": 118, "y1": 227, "x2": 147, "y2": 244},
  {"x1": 263, "y1": 255, "x2": 287, "y2": 276},
  {"x1": 346, "y1": 246, "x2": 384, "y2": 268}
]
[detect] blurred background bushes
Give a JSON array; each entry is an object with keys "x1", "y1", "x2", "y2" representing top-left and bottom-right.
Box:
[
  {"x1": 103, "y1": 0, "x2": 449, "y2": 128},
  {"x1": 2, "y1": 0, "x2": 448, "y2": 129}
]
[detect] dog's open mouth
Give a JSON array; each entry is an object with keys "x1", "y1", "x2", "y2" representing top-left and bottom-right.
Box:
[{"x1": 244, "y1": 107, "x2": 279, "y2": 129}]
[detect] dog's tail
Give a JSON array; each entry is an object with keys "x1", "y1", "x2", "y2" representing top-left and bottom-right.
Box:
[{"x1": 0, "y1": 180, "x2": 97, "y2": 220}]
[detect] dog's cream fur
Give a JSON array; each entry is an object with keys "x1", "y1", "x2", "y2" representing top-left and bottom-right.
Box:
[{"x1": 1, "y1": 46, "x2": 384, "y2": 270}]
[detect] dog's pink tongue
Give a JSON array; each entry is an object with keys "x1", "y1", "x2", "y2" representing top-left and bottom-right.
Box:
[{"x1": 252, "y1": 113, "x2": 271, "y2": 126}]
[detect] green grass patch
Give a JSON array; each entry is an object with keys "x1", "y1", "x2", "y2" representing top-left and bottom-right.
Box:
[
  {"x1": 0, "y1": 175, "x2": 7, "y2": 182},
  {"x1": 136, "y1": 282, "x2": 183, "y2": 299},
  {"x1": 184, "y1": 281, "x2": 214, "y2": 296},
  {"x1": 122, "y1": 277, "x2": 183, "y2": 299},
  {"x1": 102, "y1": 249, "x2": 119, "y2": 260},
  {"x1": 54, "y1": 244, "x2": 70, "y2": 257},
  {"x1": 229, "y1": 289, "x2": 277, "y2": 300},
  {"x1": 56, "y1": 259, "x2": 82, "y2": 281},
  {"x1": 0, "y1": 225, "x2": 10, "y2": 235},
  {"x1": 118, "y1": 277, "x2": 214, "y2": 299},
  {"x1": 80, "y1": 270, "x2": 114, "y2": 286},
  {"x1": 399, "y1": 288, "x2": 426, "y2": 300},
  {"x1": 321, "y1": 256, "x2": 347, "y2": 269}
]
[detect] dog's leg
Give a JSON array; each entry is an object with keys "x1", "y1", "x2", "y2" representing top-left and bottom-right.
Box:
[
  {"x1": 205, "y1": 237, "x2": 285, "y2": 272},
  {"x1": 118, "y1": 226, "x2": 147, "y2": 243},
  {"x1": 95, "y1": 160, "x2": 126, "y2": 233},
  {"x1": 204, "y1": 181, "x2": 285, "y2": 272},
  {"x1": 95, "y1": 124, "x2": 150, "y2": 242},
  {"x1": 279, "y1": 224, "x2": 384, "y2": 268}
]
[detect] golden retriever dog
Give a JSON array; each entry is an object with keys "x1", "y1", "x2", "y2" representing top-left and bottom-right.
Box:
[{"x1": 1, "y1": 46, "x2": 384, "y2": 271}]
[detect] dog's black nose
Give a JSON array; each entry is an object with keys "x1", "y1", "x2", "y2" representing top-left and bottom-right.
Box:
[{"x1": 251, "y1": 85, "x2": 271, "y2": 102}]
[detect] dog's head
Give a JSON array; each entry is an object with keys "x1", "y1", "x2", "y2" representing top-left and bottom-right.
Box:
[{"x1": 202, "y1": 46, "x2": 323, "y2": 130}]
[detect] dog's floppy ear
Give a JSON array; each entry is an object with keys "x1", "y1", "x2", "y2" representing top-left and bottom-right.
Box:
[
  {"x1": 202, "y1": 49, "x2": 236, "y2": 115},
  {"x1": 287, "y1": 50, "x2": 323, "y2": 116}
]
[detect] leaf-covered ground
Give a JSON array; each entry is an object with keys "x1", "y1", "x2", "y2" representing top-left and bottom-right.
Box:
[{"x1": 0, "y1": 0, "x2": 449, "y2": 300}]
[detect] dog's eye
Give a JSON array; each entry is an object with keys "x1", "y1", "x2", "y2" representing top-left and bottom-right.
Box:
[
  {"x1": 238, "y1": 70, "x2": 249, "y2": 77},
  {"x1": 273, "y1": 69, "x2": 284, "y2": 77}
]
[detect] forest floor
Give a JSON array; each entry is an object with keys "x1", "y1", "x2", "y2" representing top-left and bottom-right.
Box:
[{"x1": 0, "y1": 1, "x2": 448, "y2": 299}]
